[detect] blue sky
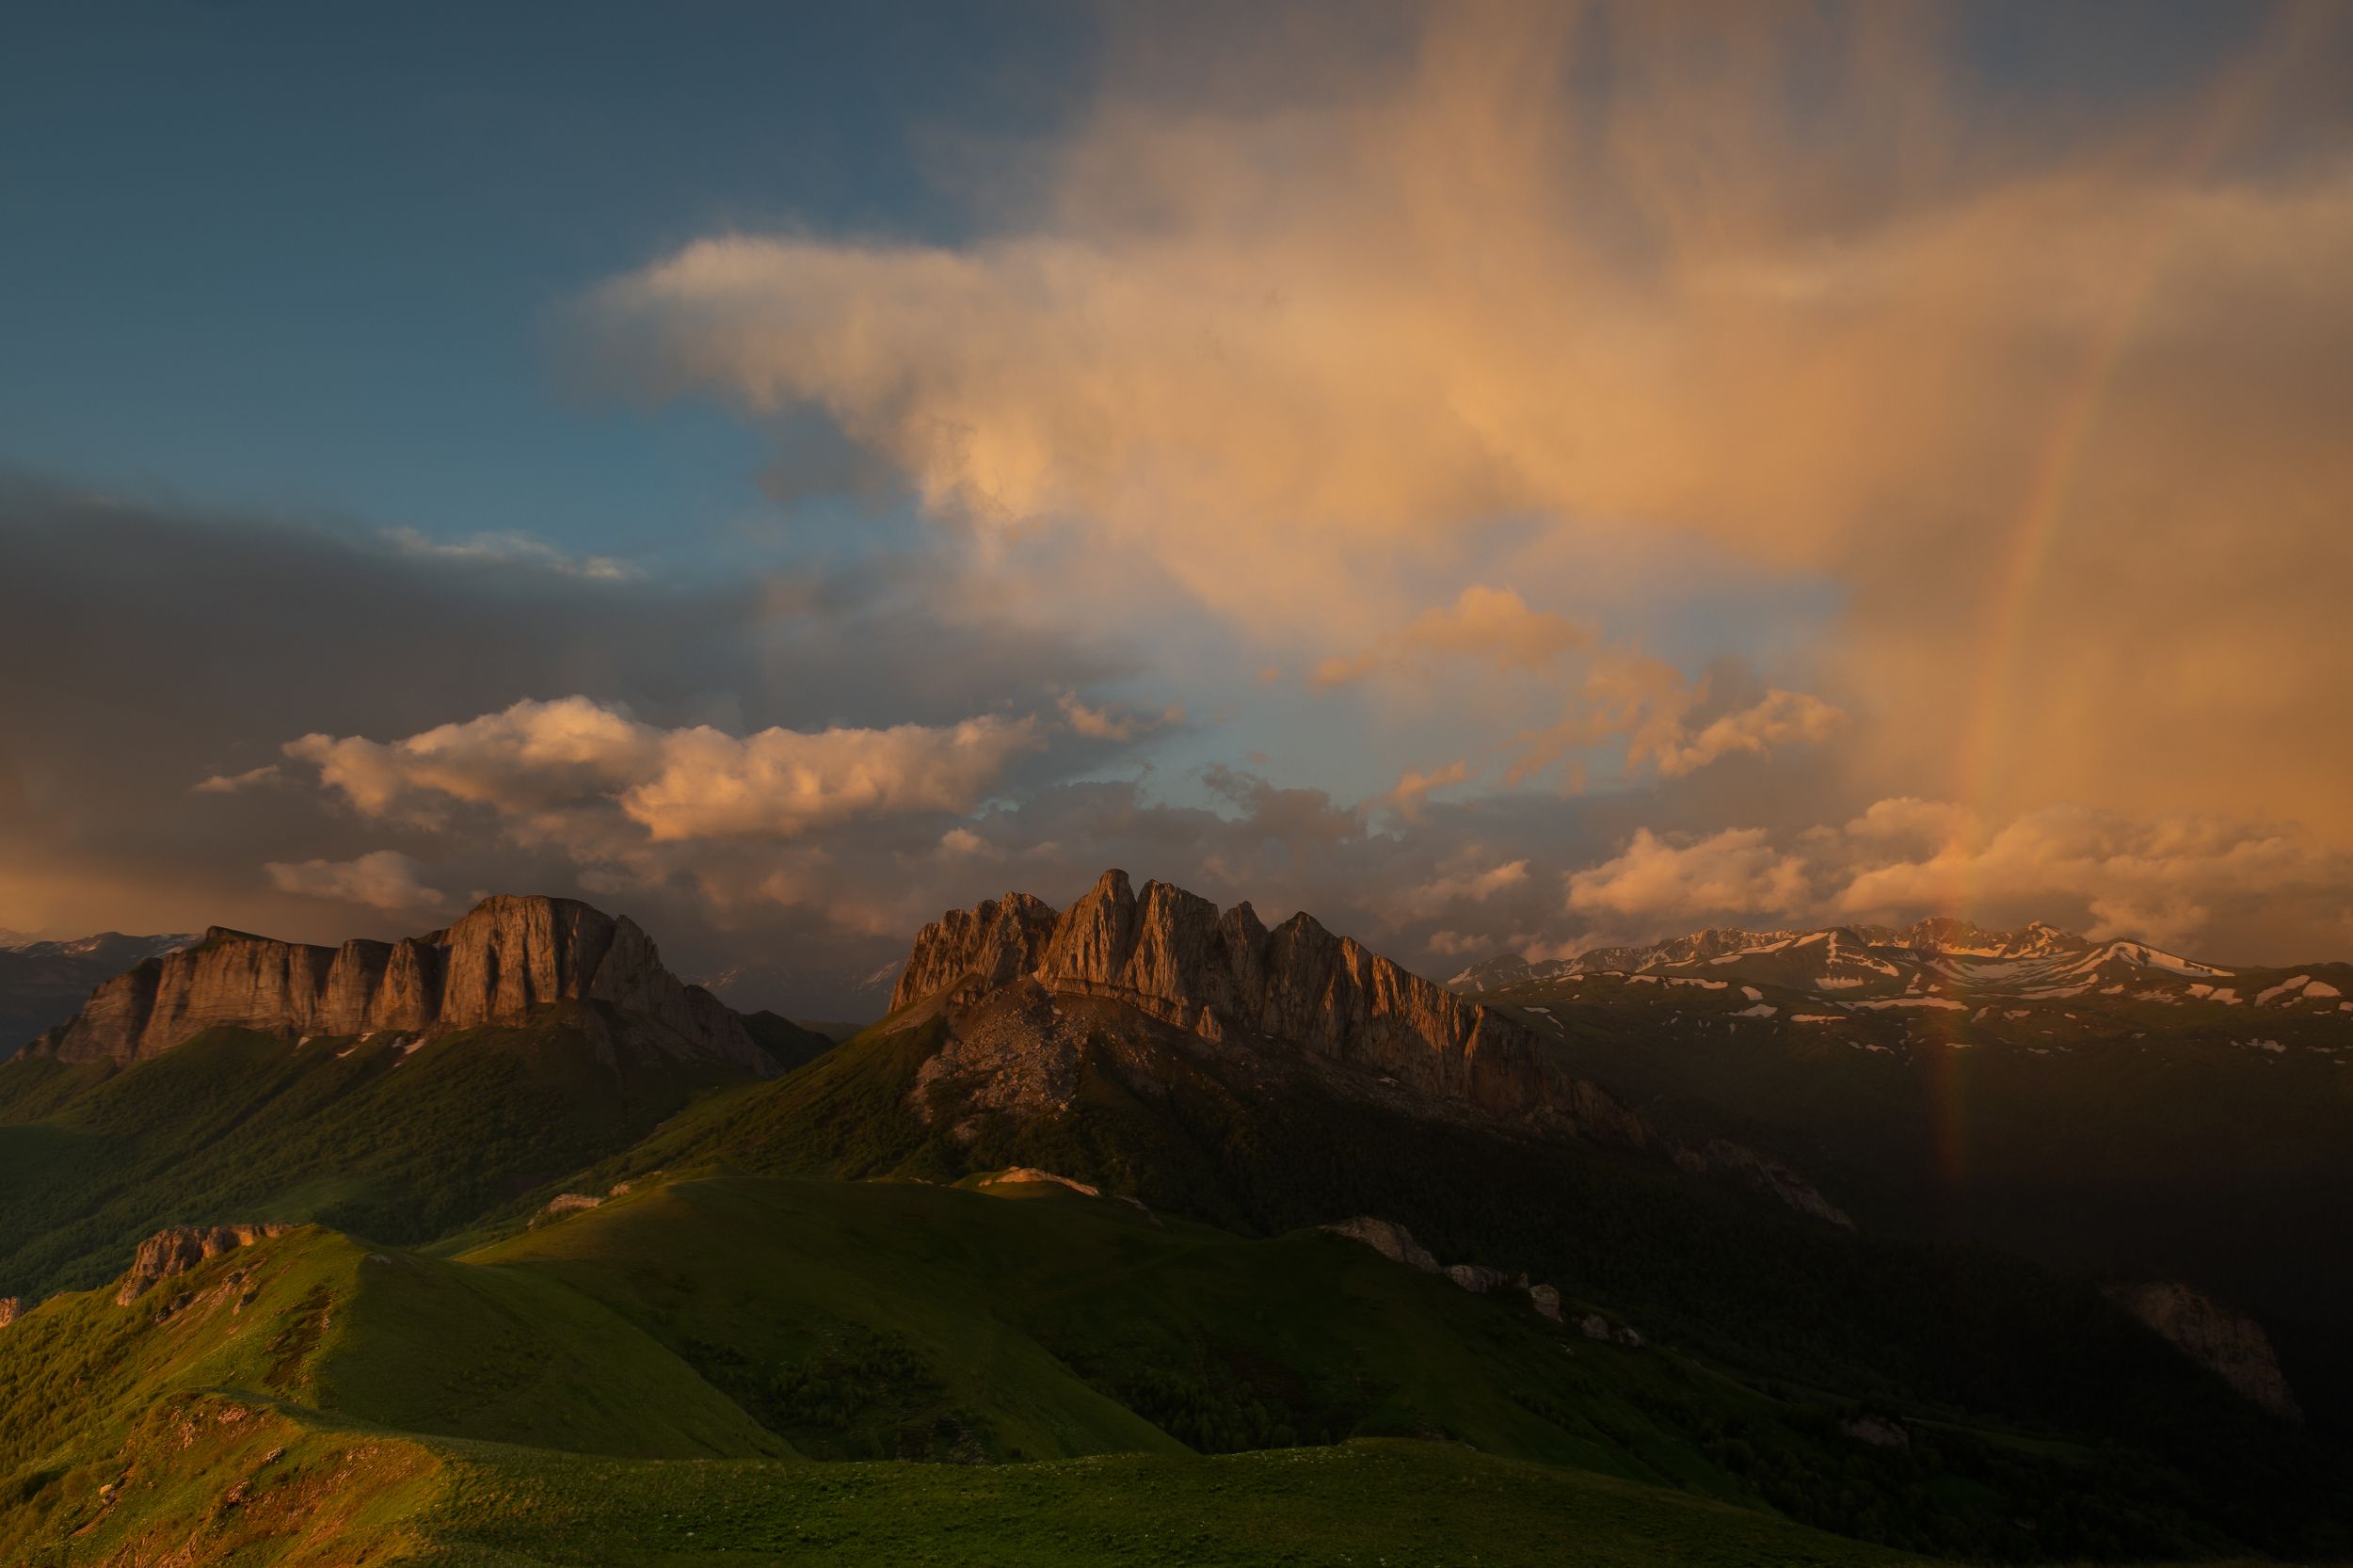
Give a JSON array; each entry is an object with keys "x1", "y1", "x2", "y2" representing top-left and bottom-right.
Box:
[{"x1": 2, "y1": 4, "x2": 1088, "y2": 563}]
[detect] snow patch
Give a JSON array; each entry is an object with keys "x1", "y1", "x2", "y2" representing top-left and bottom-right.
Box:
[{"x1": 2256, "y1": 976, "x2": 2313, "y2": 1006}]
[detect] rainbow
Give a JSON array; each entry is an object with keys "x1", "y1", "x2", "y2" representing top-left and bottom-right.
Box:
[{"x1": 1929, "y1": 4, "x2": 2329, "y2": 1191}]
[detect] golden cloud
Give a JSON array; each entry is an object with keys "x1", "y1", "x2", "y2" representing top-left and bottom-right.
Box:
[{"x1": 583, "y1": 1, "x2": 2353, "y2": 855}]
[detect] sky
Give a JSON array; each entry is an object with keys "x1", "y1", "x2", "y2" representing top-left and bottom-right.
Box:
[{"x1": 5, "y1": 1, "x2": 2352, "y2": 1015}]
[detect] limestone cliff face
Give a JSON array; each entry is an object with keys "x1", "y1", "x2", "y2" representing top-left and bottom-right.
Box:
[
  {"x1": 893, "y1": 870, "x2": 1850, "y2": 1225},
  {"x1": 33, "y1": 895, "x2": 761, "y2": 1071},
  {"x1": 2105, "y1": 1281, "x2": 2302, "y2": 1421},
  {"x1": 895, "y1": 870, "x2": 1555, "y2": 1116}
]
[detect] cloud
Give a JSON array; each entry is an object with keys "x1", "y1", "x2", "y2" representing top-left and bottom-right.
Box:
[
  {"x1": 264, "y1": 850, "x2": 445, "y2": 913},
  {"x1": 1642, "y1": 688, "x2": 1846, "y2": 778},
  {"x1": 382, "y1": 527, "x2": 637, "y2": 582},
  {"x1": 1566, "y1": 827, "x2": 1813, "y2": 924},
  {"x1": 1828, "y1": 803, "x2": 2353, "y2": 950},
  {"x1": 1311, "y1": 586, "x2": 1593, "y2": 688},
  {"x1": 286, "y1": 696, "x2": 1043, "y2": 846},
  {"x1": 623, "y1": 714, "x2": 1041, "y2": 841},
  {"x1": 1404, "y1": 856, "x2": 1529, "y2": 918},
  {"x1": 1548, "y1": 802, "x2": 2353, "y2": 954},
  {"x1": 1382, "y1": 758, "x2": 1473, "y2": 822},
  {"x1": 194, "y1": 764, "x2": 283, "y2": 794},
  {"x1": 1057, "y1": 690, "x2": 1183, "y2": 742},
  {"x1": 579, "y1": 2, "x2": 2353, "y2": 849},
  {"x1": 1510, "y1": 652, "x2": 1846, "y2": 788},
  {"x1": 0, "y1": 479, "x2": 1128, "y2": 1001}
]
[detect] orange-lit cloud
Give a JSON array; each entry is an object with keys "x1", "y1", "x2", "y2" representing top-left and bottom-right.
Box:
[
  {"x1": 1554, "y1": 801, "x2": 2353, "y2": 952},
  {"x1": 1311, "y1": 586, "x2": 1593, "y2": 687},
  {"x1": 1382, "y1": 757, "x2": 1475, "y2": 821},
  {"x1": 286, "y1": 696, "x2": 1043, "y2": 847},
  {"x1": 264, "y1": 850, "x2": 447, "y2": 914},
  {"x1": 584, "y1": 1, "x2": 2353, "y2": 852}
]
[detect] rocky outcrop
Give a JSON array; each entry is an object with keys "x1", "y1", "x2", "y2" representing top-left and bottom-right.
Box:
[
  {"x1": 115, "y1": 1224, "x2": 295, "y2": 1304},
  {"x1": 31, "y1": 895, "x2": 762, "y2": 1071},
  {"x1": 896, "y1": 871, "x2": 1849, "y2": 1224},
  {"x1": 982, "y1": 1167, "x2": 1104, "y2": 1198},
  {"x1": 530, "y1": 1192, "x2": 606, "y2": 1228},
  {"x1": 1673, "y1": 1139, "x2": 1853, "y2": 1229},
  {"x1": 1577, "y1": 1312, "x2": 1645, "y2": 1347},
  {"x1": 1325, "y1": 1218, "x2": 1575, "y2": 1328},
  {"x1": 1446, "y1": 1263, "x2": 1518, "y2": 1294},
  {"x1": 900, "y1": 870, "x2": 1599, "y2": 1119},
  {"x1": 1843, "y1": 1415, "x2": 1909, "y2": 1448},
  {"x1": 893, "y1": 892, "x2": 1059, "y2": 1007},
  {"x1": 1321, "y1": 1216, "x2": 1440, "y2": 1273},
  {"x1": 0, "y1": 1297, "x2": 19, "y2": 1328},
  {"x1": 2105, "y1": 1281, "x2": 2301, "y2": 1421}
]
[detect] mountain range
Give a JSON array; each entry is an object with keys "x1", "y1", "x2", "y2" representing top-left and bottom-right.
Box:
[
  {"x1": 0, "y1": 879, "x2": 2347, "y2": 1565},
  {"x1": 1444, "y1": 915, "x2": 2353, "y2": 1435}
]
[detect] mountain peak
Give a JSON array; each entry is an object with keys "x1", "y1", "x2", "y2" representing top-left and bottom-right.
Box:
[
  {"x1": 890, "y1": 870, "x2": 1852, "y2": 1227},
  {"x1": 28, "y1": 893, "x2": 762, "y2": 1070}
]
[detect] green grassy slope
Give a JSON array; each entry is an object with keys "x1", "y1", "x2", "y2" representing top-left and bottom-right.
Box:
[
  {"x1": 0, "y1": 1006, "x2": 760, "y2": 1302},
  {"x1": 405, "y1": 1439, "x2": 1931, "y2": 1568},
  {"x1": 2, "y1": 1176, "x2": 2344, "y2": 1565},
  {"x1": 552, "y1": 1020, "x2": 2351, "y2": 1560},
  {"x1": 0, "y1": 1192, "x2": 1935, "y2": 1568}
]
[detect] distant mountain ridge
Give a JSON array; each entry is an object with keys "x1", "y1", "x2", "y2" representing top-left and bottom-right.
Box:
[
  {"x1": 0, "y1": 931, "x2": 198, "y2": 1063},
  {"x1": 1449, "y1": 917, "x2": 2259, "y2": 1000},
  {"x1": 24, "y1": 895, "x2": 764, "y2": 1072}
]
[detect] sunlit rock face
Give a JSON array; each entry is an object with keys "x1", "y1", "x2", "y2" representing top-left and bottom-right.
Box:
[
  {"x1": 114, "y1": 1223, "x2": 296, "y2": 1305},
  {"x1": 893, "y1": 869, "x2": 1851, "y2": 1226},
  {"x1": 30, "y1": 895, "x2": 760, "y2": 1070}
]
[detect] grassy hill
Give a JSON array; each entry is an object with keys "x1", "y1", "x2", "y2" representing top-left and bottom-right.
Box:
[
  {"x1": 12, "y1": 1172, "x2": 2310, "y2": 1568},
  {"x1": 0, "y1": 1005, "x2": 762, "y2": 1303},
  {"x1": 503, "y1": 1014, "x2": 2348, "y2": 1560}
]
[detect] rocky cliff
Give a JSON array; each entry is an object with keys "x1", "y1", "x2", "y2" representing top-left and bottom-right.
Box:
[
  {"x1": 2105, "y1": 1281, "x2": 2302, "y2": 1421},
  {"x1": 893, "y1": 870, "x2": 1849, "y2": 1224},
  {"x1": 898, "y1": 870, "x2": 1598, "y2": 1119},
  {"x1": 114, "y1": 1223, "x2": 296, "y2": 1305},
  {"x1": 31, "y1": 895, "x2": 761, "y2": 1071}
]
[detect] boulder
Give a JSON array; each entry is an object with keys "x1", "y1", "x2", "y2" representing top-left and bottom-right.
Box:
[
  {"x1": 1843, "y1": 1415, "x2": 1909, "y2": 1448},
  {"x1": 1445, "y1": 1264, "x2": 1515, "y2": 1294},
  {"x1": 1321, "y1": 1216, "x2": 1440, "y2": 1273}
]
